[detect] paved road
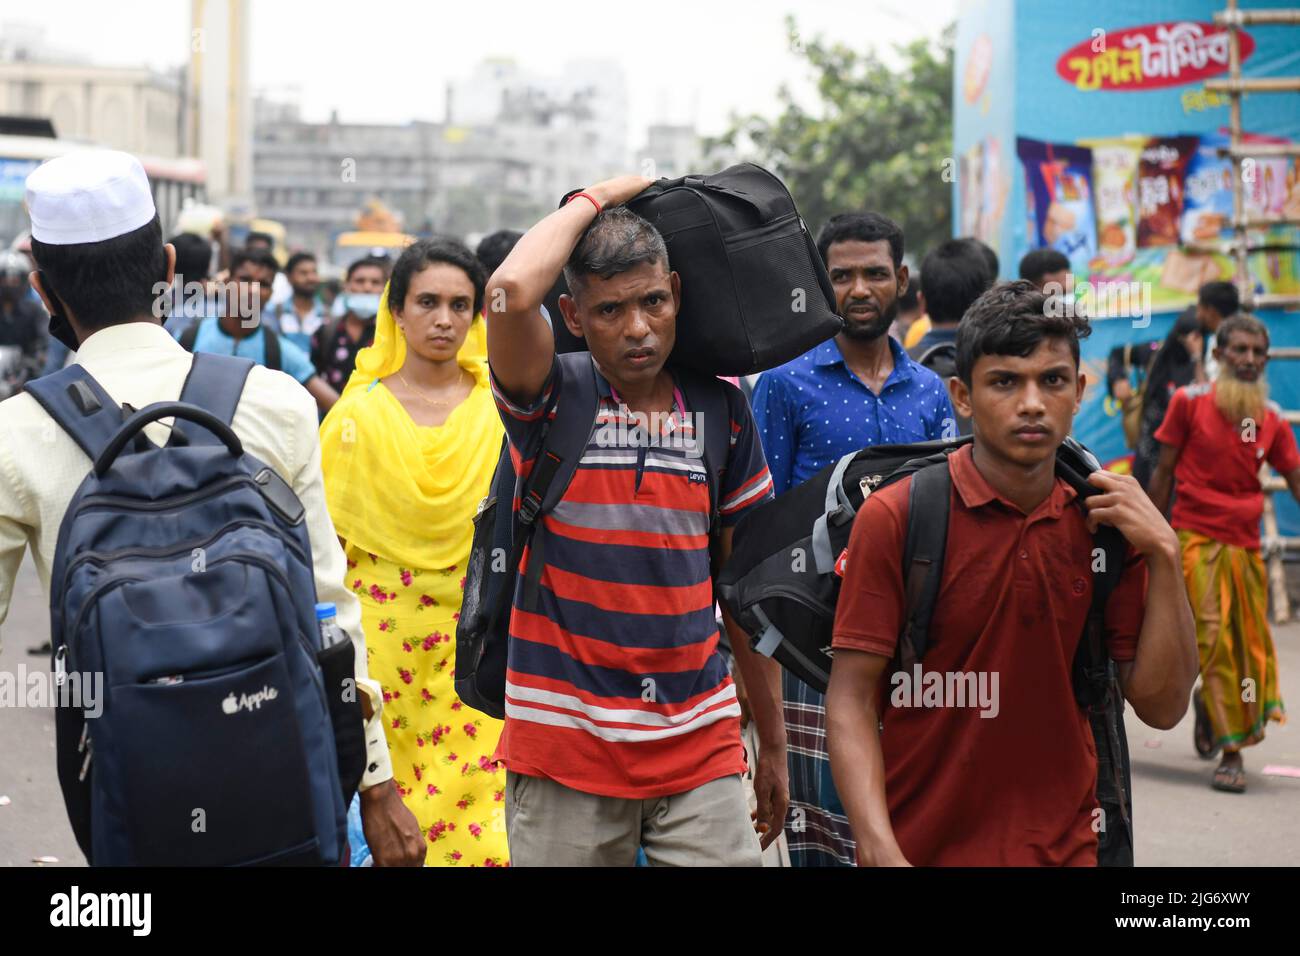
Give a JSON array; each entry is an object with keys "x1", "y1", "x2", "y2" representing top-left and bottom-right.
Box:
[
  {"x1": 1, "y1": 554, "x2": 1297, "y2": 866},
  {"x1": 0, "y1": 556, "x2": 84, "y2": 866}
]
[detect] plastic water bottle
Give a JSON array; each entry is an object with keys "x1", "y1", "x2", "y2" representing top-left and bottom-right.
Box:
[{"x1": 316, "y1": 602, "x2": 347, "y2": 649}]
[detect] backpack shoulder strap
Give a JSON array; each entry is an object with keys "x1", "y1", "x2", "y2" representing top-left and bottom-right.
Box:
[
  {"x1": 313, "y1": 317, "x2": 342, "y2": 367},
  {"x1": 263, "y1": 327, "x2": 282, "y2": 373},
  {"x1": 1074, "y1": 523, "x2": 1126, "y2": 708},
  {"x1": 674, "y1": 369, "x2": 731, "y2": 518},
  {"x1": 522, "y1": 351, "x2": 601, "y2": 521},
  {"x1": 23, "y1": 365, "x2": 125, "y2": 463},
  {"x1": 169, "y1": 352, "x2": 255, "y2": 446},
  {"x1": 811, "y1": 450, "x2": 861, "y2": 574},
  {"x1": 179, "y1": 319, "x2": 201, "y2": 353},
  {"x1": 674, "y1": 370, "x2": 732, "y2": 582},
  {"x1": 898, "y1": 460, "x2": 952, "y2": 668},
  {"x1": 517, "y1": 352, "x2": 602, "y2": 611}
]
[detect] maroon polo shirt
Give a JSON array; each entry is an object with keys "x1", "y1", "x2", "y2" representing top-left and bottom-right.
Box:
[{"x1": 832, "y1": 443, "x2": 1147, "y2": 866}]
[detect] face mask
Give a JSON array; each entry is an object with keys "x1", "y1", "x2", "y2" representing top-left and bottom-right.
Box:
[{"x1": 344, "y1": 292, "x2": 381, "y2": 321}]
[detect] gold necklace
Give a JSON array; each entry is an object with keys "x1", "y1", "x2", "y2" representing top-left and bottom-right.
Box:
[{"x1": 397, "y1": 367, "x2": 470, "y2": 407}]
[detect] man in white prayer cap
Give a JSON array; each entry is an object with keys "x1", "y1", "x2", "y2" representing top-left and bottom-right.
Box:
[{"x1": 0, "y1": 149, "x2": 424, "y2": 866}]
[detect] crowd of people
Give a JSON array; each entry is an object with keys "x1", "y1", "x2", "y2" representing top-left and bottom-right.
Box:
[{"x1": 0, "y1": 149, "x2": 1294, "y2": 867}]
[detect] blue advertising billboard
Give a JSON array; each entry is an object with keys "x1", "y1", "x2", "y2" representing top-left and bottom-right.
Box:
[{"x1": 955, "y1": 0, "x2": 1300, "y2": 531}]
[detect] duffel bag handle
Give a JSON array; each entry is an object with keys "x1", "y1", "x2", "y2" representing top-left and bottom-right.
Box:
[
  {"x1": 558, "y1": 184, "x2": 668, "y2": 209},
  {"x1": 699, "y1": 165, "x2": 790, "y2": 221},
  {"x1": 564, "y1": 164, "x2": 788, "y2": 221},
  {"x1": 94, "y1": 401, "x2": 243, "y2": 477}
]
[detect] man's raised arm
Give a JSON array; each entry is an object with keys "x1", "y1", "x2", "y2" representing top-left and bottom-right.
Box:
[{"x1": 485, "y1": 175, "x2": 653, "y2": 406}]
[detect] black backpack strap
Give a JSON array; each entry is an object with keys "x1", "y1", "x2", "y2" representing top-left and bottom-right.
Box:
[
  {"x1": 674, "y1": 369, "x2": 732, "y2": 578},
  {"x1": 263, "y1": 326, "x2": 282, "y2": 373},
  {"x1": 23, "y1": 365, "x2": 125, "y2": 463},
  {"x1": 1054, "y1": 436, "x2": 1134, "y2": 854},
  {"x1": 898, "y1": 460, "x2": 952, "y2": 669},
  {"x1": 1078, "y1": 522, "x2": 1133, "y2": 852},
  {"x1": 1074, "y1": 524, "x2": 1126, "y2": 707},
  {"x1": 179, "y1": 319, "x2": 201, "y2": 353},
  {"x1": 311, "y1": 317, "x2": 342, "y2": 370},
  {"x1": 518, "y1": 352, "x2": 601, "y2": 612},
  {"x1": 169, "y1": 353, "x2": 255, "y2": 447},
  {"x1": 672, "y1": 369, "x2": 730, "y2": 510}
]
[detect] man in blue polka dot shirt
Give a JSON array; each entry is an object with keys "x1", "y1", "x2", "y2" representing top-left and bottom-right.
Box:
[{"x1": 751, "y1": 211, "x2": 953, "y2": 867}]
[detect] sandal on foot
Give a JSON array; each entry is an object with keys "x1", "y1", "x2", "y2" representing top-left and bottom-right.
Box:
[
  {"x1": 1193, "y1": 694, "x2": 1221, "y2": 760},
  {"x1": 1211, "y1": 765, "x2": 1246, "y2": 793}
]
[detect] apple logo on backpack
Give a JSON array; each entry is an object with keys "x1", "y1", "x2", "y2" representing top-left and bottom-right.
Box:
[{"x1": 221, "y1": 693, "x2": 239, "y2": 715}]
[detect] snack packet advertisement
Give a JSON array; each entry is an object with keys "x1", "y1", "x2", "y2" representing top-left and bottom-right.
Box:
[{"x1": 1016, "y1": 137, "x2": 1098, "y2": 272}]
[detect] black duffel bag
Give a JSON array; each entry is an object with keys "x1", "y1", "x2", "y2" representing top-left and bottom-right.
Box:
[{"x1": 564, "y1": 163, "x2": 843, "y2": 376}]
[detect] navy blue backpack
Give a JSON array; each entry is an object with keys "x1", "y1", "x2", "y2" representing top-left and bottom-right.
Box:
[{"x1": 26, "y1": 353, "x2": 349, "y2": 866}]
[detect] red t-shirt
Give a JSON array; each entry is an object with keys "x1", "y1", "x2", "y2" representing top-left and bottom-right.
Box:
[
  {"x1": 1153, "y1": 383, "x2": 1300, "y2": 550},
  {"x1": 831, "y1": 444, "x2": 1147, "y2": 866}
]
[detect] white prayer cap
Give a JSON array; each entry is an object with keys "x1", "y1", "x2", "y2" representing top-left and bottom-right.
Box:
[{"x1": 25, "y1": 149, "x2": 156, "y2": 245}]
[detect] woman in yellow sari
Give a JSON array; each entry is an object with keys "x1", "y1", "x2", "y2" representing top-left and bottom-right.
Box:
[{"x1": 320, "y1": 238, "x2": 507, "y2": 866}]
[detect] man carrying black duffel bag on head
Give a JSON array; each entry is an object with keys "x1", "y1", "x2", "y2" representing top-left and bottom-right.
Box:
[{"x1": 484, "y1": 175, "x2": 789, "y2": 866}]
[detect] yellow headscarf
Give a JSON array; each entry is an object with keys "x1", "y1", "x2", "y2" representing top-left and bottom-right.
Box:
[
  {"x1": 340, "y1": 281, "x2": 487, "y2": 402},
  {"x1": 320, "y1": 282, "x2": 501, "y2": 570}
]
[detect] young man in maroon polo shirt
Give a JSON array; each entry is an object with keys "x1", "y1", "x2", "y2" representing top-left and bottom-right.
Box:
[{"x1": 825, "y1": 281, "x2": 1199, "y2": 866}]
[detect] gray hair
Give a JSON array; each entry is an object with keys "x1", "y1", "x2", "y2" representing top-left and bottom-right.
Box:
[
  {"x1": 563, "y1": 207, "x2": 669, "y2": 296},
  {"x1": 1217, "y1": 311, "x2": 1268, "y2": 350}
]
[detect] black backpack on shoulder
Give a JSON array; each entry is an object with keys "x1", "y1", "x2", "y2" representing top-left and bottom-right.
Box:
[
  {"x1": 455, "y1": 352, "x2": 734, "y2": 720},
  {"x1": 717, "y1": 434, "x2": 1134, "y2": 866}
]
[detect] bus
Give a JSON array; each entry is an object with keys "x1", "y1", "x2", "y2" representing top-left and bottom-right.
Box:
[{"x1": 0, "y1": 133, "x2": 207, "y2": 248}]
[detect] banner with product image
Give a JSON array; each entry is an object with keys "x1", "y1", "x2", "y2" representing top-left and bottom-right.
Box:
[{"x1": 957, "y1": 0, "x2": 1300, "y2": 534}]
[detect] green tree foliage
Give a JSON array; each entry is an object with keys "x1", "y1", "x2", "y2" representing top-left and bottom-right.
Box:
[{"x1": 710, "y1": 17, "x2": 955, "y2": 260}]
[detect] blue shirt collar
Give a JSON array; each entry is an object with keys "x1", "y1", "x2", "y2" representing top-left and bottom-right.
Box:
[{"x1": 814, "y1": 334, "x2": 916, "y2": 387}]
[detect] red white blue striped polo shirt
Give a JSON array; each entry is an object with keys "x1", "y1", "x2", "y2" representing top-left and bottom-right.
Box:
[{"x1": 489, "y1": 355, "x2": 774, "y2": 798}]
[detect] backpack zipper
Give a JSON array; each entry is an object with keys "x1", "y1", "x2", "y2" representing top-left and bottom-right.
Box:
[
  {"x1": 748, "y1": 585, "x2": 837, "y2": 619},
  {"x1": 207, "y1": 552, "x2": 329, "y2": 700},
  {"x1": 62, "y1": 517, "x2": 307, "y2": 584},
  {"x1": 73, "y1": 474, "x2": 256, "y2": 516},
  {"x1": 56, "y1": 518, "x2": 307, "y2": 646},
  {"x1": 62, "y1": 552, "x2": 319, "y2": 694},
  {"x1": 79, "y1": 735, "x2": 93, "y2": 782},
  {"x1": 63, "y1": 573, "x2": 147, "y2": 673}
]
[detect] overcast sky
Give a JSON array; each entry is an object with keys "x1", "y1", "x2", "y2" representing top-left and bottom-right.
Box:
[{"x1": 6, "y1": 0, "x2": 956, "y2": 143}]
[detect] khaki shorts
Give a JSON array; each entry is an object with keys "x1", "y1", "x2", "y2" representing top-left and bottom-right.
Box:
[{"x1": 505, "y1": 771, "x2": 764, "y2": 867}]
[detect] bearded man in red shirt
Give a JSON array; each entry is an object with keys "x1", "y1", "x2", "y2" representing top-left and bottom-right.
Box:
[{"x1": 1149, "y1": 312, "x2": 1300, "y2": 794}]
